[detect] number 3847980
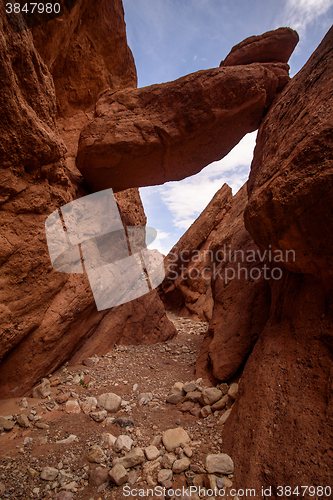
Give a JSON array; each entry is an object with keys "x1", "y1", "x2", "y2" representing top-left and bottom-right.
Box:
[
  {"x1": 277, "y1": 485, "x2": 331, "y2": 497},
  {"x1": 6, "y1": 3, "x2": 61, "y2": 14}
]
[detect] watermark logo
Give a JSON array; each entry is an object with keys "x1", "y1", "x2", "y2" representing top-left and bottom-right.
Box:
[
  {"x1": 45, "y1": 189, "x2": 165, "y2": 311},
  {"x1": 4, "y1": 0, "x2": 80, "y2": 31},
  {"x1": 166, "y1": 245, "x2": 296, "y2": 284}
]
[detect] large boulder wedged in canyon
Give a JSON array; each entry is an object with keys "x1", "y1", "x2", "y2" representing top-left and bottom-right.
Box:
[
  {"x1": 223, "y1": 27, "x2": 333, "y2": 491},
  {"x1": 76, "y1": 64, "x2": 283, "y2": 192},
  {"x1": 195, "y1": 185, "x2": 271, "y2": 381},
  {"x1": 244, "y1": 26, "x2": 333, "y2": 284},
  {"x1": 159, "y1": 184, "x2": 232, "y2": 321},
  {"x1": 0, "y1": 2, "x2": 176, "y2": 399},
  {"x1": 221, "y1": 27, "x2": 299, "y2": 66},
  {"x1": 32, "y1": 0, "x2": 137, "y2": 116}
]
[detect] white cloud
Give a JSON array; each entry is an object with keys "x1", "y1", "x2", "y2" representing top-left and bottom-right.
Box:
[
  {"x1": 281, "y1": 0, "x2": 333, "y2": 38},
  {"x1": 157, "y1": 131, "x2": 256, "y2": 230}
]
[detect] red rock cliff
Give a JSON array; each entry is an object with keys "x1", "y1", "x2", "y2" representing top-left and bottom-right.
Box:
[{"x1": 0, "y1": 0, "x2": 176, "y2": 399}]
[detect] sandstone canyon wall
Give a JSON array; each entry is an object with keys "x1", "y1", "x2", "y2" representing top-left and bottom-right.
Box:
[
  {"x1": 0, "y1": 0, "x2": 176, "y2": 399},
  {"x1": 220, "y1": 27, "x2": 333, "y2": 491}
]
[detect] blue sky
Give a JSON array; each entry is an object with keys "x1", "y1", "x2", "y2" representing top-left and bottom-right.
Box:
[{"x1": 122, "y1": 0, "x2": 333, "y2": 255}]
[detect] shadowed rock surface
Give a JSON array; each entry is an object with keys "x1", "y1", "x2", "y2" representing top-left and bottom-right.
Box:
[{"x1": 76, "y1": 64, "x2": 287, "y2": 192}]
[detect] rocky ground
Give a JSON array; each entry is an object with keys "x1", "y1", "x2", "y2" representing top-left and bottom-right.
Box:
[{"x1": 0, "y1": 316, "x2": 240, "y2": 500}]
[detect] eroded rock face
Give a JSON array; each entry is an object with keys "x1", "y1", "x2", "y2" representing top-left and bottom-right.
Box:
[
  {"x1": 222, "y1": 27, "x2": 299, "y2": 66},
  {"x1": 195, "y1": 185, "x2": 271, "y2": 381},
  {"x1": 223, "y1": 27, "x2": 333, "y2": 491},
  {"x1": 32, "y1": 0, "x2": 137, "y2": 116},
  {"x1": 76, "y1": 64, "x2": 284, "y2": 192},
  {"x1": 159, "y1": 184, "x2": 232, "y2": 321},
  {"x1": 0, "y1": 3, "x2": 65, "y2": 174},
  {"x1": 0, "y1": 1, "x2": 176, "y2": 399},
  {"x1": 244, "y1": 26, "x2": 333, "y2": 285}
]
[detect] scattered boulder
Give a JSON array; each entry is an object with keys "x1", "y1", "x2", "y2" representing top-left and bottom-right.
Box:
[
  {"x1": 145, "y1": 445, "x2": 160, "y2": 461},
  {"x1": 200, "y1": 405, "x2": 212, "y2": 418},
  {"x1": 158, "y1": 469, "x2": 173, "y2": 486},
  {"x1": 109, "y1": 464, "x2": 128, "y2": 486},
  {"x1": 89, "y1": 467, "x2": 109, "y2": 487},
  {"x1": 16, "y1": 414, "x2": 31, "y2": 428},
  {"x1": 138, "y1": 393, "x2": 153, "y2": 405},
  {"x1": 211, "y1": 395, "x2": 228, "y2": 411},
  {"x1": 113, "y1": 447, "x2": 145, "y2": 468},
  {"x1": 85, "y1": 445, "x2": 106, "y2": 464},
  {"x1": 205, "y1": 454, "x2": 234, "y2": 474},
  {"x1": 162, "y1": 453, "x2": 177, "y2": 469},
  {"x1": 97, "y1": 393, "x2": 122, "y2": 413},
  {"x1": 83, "y1": 357, "x2": 99, "y2": 368},
  {"x1": 173, "y1": 457, "x2": 191, "y2": 474},
  {"x1": 114, "y1": 435, "x2": 133, "y2": 453},
  {"x1": 40, "y1": 467, "x2": 59, "y2": 481},
  {"x1": 166, "y1": 393, "x2": 184, "y2": 404},
  {"x1": 219, "y1": 408, "x2": 233, "y2": 425},
  {"x1": 102, "y1": 433, "x2": 117, "y2": 448},
  {"x1": 65, "y1": 400, "x2": 81, "y2": 414},
  {"x1": 183, "y1": 382, "x2": 198, "y2": 393},
  {"x1": 81, "y1": 397, "x2": 98, "y2": 414},
  {"x1": 162, "y1": 428, "x2": 191, "y2": 452},
  {"x1": 171, "y1": 382, "x2": 185, "y2": 395},
  {"x1": 90, "y1": 410, "x2": 108, "y2": 422},
  {"x1": 199, "y1": 387, "x2": 222, "y2": 406},
  {"x1": 228, "y1": 383, "x2": 239, "y2": 400},
  {"x1": 32, "y1": 379, "x2": 51, "y2": 399},
  {"x1": 0, "y1": 417, "x2": 15, "y2": 431},
  {"x1": 56, "y1": 392, "x2": 70, "y2": 404}
]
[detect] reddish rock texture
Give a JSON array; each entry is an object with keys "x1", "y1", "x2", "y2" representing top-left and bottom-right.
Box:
[
  {"x1": 0, "y1": 2, "x2": 175, "y2": 399},
  {"x1": 195, "y1": 185, "x2": 271, "y2": 381},
  {"x1": 159, "y1": 184, "x2": 232, "y2": 321},
  {"x1": 223, "y1": 27, "x2": 333, "y2": 491},
  {"x1": 76, "y1": 64, "x2": 285, "y2": 192},
  {"x1": 245, "y1": 26, "x2": 333, "y2": 284},
  {"x1": 0, "y1": 6, "x2": 65, "y2": 173},
  {"x1": 222, "y1": 27, "x2": 299, "y2": 66},
  {"x1": 32, "y1": 0, "x2": 137, "y2": 116}
]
